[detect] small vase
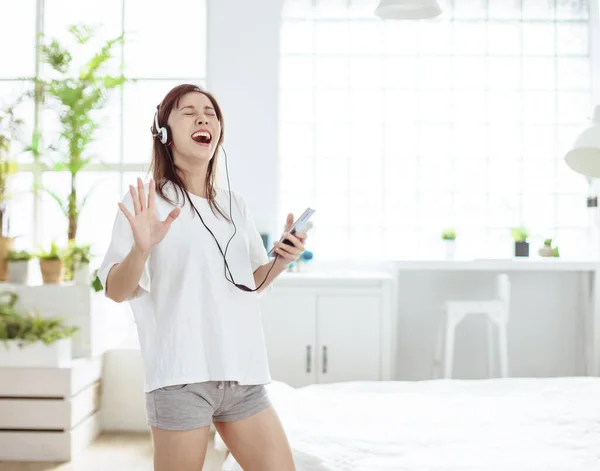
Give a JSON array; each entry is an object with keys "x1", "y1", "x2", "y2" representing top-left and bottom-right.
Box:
[
  {"x1": 73, "y1": 263, "x2": 90, "y2": 285},
  {"x1": 538, "y1": 246, "x2": 553, "y2": 257},
  {"x1": 7, "y1": 260, "x2": 29, "y2": 284},
  {"x1": 515, "y1": 241, "x2": 529, "y2": 257},
  {"x1": 444, "y1": 240, "x2": 456, "y2": 260},
  {"x1": 40, "y1": 259, "x2": 64, "y2": 284}
]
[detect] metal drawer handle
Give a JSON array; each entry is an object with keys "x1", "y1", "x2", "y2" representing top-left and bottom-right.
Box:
[
  {"x1": 322, "y1": 345, "x2": 327, "y2": 373},
  {"x1": 306, "y1": 345, "x2": 311, "y2": 373}
]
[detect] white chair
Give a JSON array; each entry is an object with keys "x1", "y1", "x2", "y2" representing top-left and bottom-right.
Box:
[{"x1": 434, "y1": 274, "x2": 510, "y2": 379}]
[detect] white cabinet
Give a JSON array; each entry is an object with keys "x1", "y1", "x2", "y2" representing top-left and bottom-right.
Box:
[{"x1": 259, "y1": 272, "x2": 395, "y2": 387}]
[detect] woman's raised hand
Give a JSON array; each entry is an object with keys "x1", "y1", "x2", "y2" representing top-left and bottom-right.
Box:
[{"x1": 118, "y1": 178, "x2": 181, "y2": 254}]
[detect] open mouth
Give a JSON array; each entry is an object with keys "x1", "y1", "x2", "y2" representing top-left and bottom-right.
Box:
[{"x1": 191, "y1": 130, "x2": 212, "y2": 145}]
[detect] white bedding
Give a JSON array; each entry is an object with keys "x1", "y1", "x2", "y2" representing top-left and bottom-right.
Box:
[{"x1": 219, "y1": 377, "x2": 600, "y2": 471}]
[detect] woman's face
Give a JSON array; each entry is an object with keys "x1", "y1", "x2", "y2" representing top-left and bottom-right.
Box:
[{"x1": 167, "y1": 92, "x2": 221, "y2": 166}]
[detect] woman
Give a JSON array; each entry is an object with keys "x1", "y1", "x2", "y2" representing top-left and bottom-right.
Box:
[{"x1": 98, "y1": 83, "x2": 305, "y2": 471}]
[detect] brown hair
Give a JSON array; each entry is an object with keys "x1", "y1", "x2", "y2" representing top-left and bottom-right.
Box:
[{"x1": 149, "y1": 83, "x2": 229, "y2": 220}]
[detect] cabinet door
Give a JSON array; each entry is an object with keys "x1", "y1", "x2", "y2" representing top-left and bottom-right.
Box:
[
  {"x1": 259, "y1": 291, "x2": 317, "y2": 387},
  {"x1": 316, "y1": 294, "x2": 381, "y2": 383}
]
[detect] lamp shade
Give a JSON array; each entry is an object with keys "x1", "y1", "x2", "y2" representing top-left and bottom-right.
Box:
[
  {"x1": 374, "y1": 0, "x2": 442, "y2": 20},
  {"x1": 565, "y1": 105, "x2": 600, "y2": 178}
]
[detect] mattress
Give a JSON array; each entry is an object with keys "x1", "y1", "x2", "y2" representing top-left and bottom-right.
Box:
[{"x1": 219, "y1": 377, "x2": 600, "y2": 471}]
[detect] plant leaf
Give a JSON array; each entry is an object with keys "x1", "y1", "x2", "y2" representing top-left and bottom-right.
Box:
[{"x1": 34, "y1": 184, "x2": 67, "y2": 217}]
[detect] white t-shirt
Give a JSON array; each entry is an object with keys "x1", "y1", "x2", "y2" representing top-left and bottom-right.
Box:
[{"x1": 97, "y1": 181, "x2": 273, "y2": 392}]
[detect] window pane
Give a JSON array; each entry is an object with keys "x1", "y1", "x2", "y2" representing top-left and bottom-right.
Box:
[
  {"x1": 522, "y1": 58, "x2": 555, "y2": 91},
  {"x1": 453, "y1": 23, "x2": 486, "y2": 56},
  {"x1": 0, "y1": 81, "x2": 35, "y2": 163},
  {"x1": 349, "y1": 22, "x2": 382, "y2": 55},
  {"x1": 315, "y1": 57, "x2": 348, "y2": 89},
  {"x1": 488, "y1": 23, "x2": 521, "y2": 56},
  {"x1": 488, "y1": 58, "x2": 521, "y2": 90},
  {"x1": 87, "y1": 90, "x2": 122, "y2": 164},
  {"x1": 76, "y1": 172, "x2": 121, "y2": 255},
  {"x1": 556, "y1": 23, "x2": 589, "y2": 55},
  {"x1": 384, "y1": 58, "x2": 418, "y2": 89},
  {"x1": 0, "y1": 0, "x2": 36, "y2": 78},
  {"x1": 44, "y1": 0, "x2": 123, "y2": 76},
  {"x1": 314, "y1": 22, "x2": 350, "y2": 54},
  {"x1": 122, "y1": 80, "x2": 192, "y2": 163},
  {"x1": 280, "y1": 90, "x2": 314, "y2": 123},
  {"x1": 281, "y1": 20, "x2": 314, "y2": 54},
  {"x1": 40, "y1": 172, "x2": 70, "y2": 248},
  {"x1": 7, "y1": 173, "x2": 34, "y2": 250},
  {"x1": 281, "y1": 56, "x2": 314, "y2": 89},
  {"x1": 124, "y1": 0, "x2": 207, "y2": 78},
  {"x1": 522, "y1": 24, "x2": 555, "y2": 56},
  {"x1": 557, "y1": 58, "x2": 591, "y2": 90},
  {"x1": 557, "y1": 92, "x2": 591, "y2": 124}
]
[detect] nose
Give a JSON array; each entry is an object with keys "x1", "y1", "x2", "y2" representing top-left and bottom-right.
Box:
[{"x1": 196, "y1": 117, "x2": 208, "y2": 126}]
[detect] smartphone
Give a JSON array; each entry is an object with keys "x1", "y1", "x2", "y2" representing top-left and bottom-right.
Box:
[{"x1": 268, "y1": 207, "x2": 316, "y2": 257}]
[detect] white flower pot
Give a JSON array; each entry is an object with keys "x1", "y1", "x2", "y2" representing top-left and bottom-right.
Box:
[
  {"x1": 73, "y1": 263, "x2": 90, "y2": 285},
  {"x1": 0, "y1": 338, "x2": 72, "y2": 368},
  {"x1": 7, "y1": 260, "x2": 30, "y2": 283},
  {"x1": 444, "y1": 240, "x2": 456, "y2": 260}
]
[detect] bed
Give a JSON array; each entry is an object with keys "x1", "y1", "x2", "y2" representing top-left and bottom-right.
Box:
[{"x1": 217, "y1": 377, "x2": 600, "y2": 471}]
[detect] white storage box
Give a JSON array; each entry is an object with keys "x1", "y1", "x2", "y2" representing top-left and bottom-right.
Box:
[
  {"x1": 0, "y1": 338, "x2": 72, "y2": 368},
  {"x1": 0, "y1": 356, "x2": 102, "y2": 461}
]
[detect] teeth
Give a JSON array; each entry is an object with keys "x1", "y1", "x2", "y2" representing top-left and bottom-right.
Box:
[{"x1": 192, "y1": 131, "x2": 211, "y2": 139}]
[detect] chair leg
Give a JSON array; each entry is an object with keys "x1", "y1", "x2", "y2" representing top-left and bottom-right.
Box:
[
  {"x1": 443, "y1": 316, "x2": 456, "y2": 379},
  {"x1": 433, "y1": 315, "x2": 446, "y2": 379},
  {"x1": 498, "y1": 322, "x2": 509, "y2": 378},
  {"x1": 487, "y1": 318, "x2": 495, "y2": 378}
]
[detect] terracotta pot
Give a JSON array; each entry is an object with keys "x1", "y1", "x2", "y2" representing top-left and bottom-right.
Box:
[
  {"x1": 0, "y1": 237, "x2": 15, "y2": 282},
  {"x1": 40, "y1": 259, "x2": 64, "y2": 284}
]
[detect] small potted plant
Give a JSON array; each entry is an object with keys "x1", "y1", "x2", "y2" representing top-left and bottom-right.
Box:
[
  {"x1": 539, "y1": 239, "x2": 554, "y2": 257},
  {"x1": 511, "y1": 226, "x2": 529, "y2": 257},
  {"x1": 36, "y1": 241, "x2": 64, "y2": 284},
  {"x1": 6, "y1": 250, "x2": 32, "y2": 283},
  {"x1": 0, "y1": 291, "x2": 78, "y2": 367},
  {"x1": 441, "y1": 228, "x2": 456, "y2": 260},
  {"x1": 65, "y1": 242, "x2": 92, "y2": 284}
]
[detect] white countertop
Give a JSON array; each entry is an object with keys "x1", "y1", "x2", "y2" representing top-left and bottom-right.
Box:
[{"x1": 392, "y1": 258, "x2": 600, "y2": 271}]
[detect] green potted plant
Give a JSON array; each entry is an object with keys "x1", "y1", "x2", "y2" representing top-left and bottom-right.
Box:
[
  {"x1": 6, "y1": 250, "x2": 33, "y2": 284},
  {"x1": 35, "y1": 241, "x2": 65, "y2": 284},
  {"x1": 65, "y1": 241, "x2": 92, "y2": 284},
  {"x1": 0, "y1": 97, "x2": 23, "y2": 281},
  {"x1": 33, "y1": 24, "x2": 126, "y2": 274},
  {"x1": 0, "y1": 291, "x2": 78, "y2": 367},
  {"x1": 539, "y1": 238, "x2": 553, "y2": 257},
  {"x1": 511, "y1": 226, "x2": 529, "y2": 257},
  {"x1": 441, "y1": 228, "x2": 456, "y2": 260}
]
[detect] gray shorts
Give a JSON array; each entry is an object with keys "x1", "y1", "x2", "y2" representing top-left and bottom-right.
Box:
[{"x1": 145, "y1": 381, "x2": 271, "y2": 431}]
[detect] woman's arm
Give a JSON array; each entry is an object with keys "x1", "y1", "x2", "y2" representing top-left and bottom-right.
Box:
[{"x1": 105, "y1": 245, "x2": 150, "y2": 303}]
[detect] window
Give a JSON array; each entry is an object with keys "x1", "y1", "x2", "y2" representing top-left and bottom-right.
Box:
[
  {"x1": 279, "y1": 0, "x2": 594, "y2": 260},
  {"x1": 2, "y1": 0, "x2": 207, "y2": 260}
]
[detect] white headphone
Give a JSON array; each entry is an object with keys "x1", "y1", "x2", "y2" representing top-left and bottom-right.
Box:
[{"x1": 153, "y1": 106, "x2": 169, "y2": 145}]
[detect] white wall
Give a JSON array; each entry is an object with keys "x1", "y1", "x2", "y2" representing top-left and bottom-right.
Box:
[
  {"x1": 393, "y1": 270, "x2": 586, "y2": 380},
  {"x1": 206, "y1": 0, "x2": 284, "y2": 237}
]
